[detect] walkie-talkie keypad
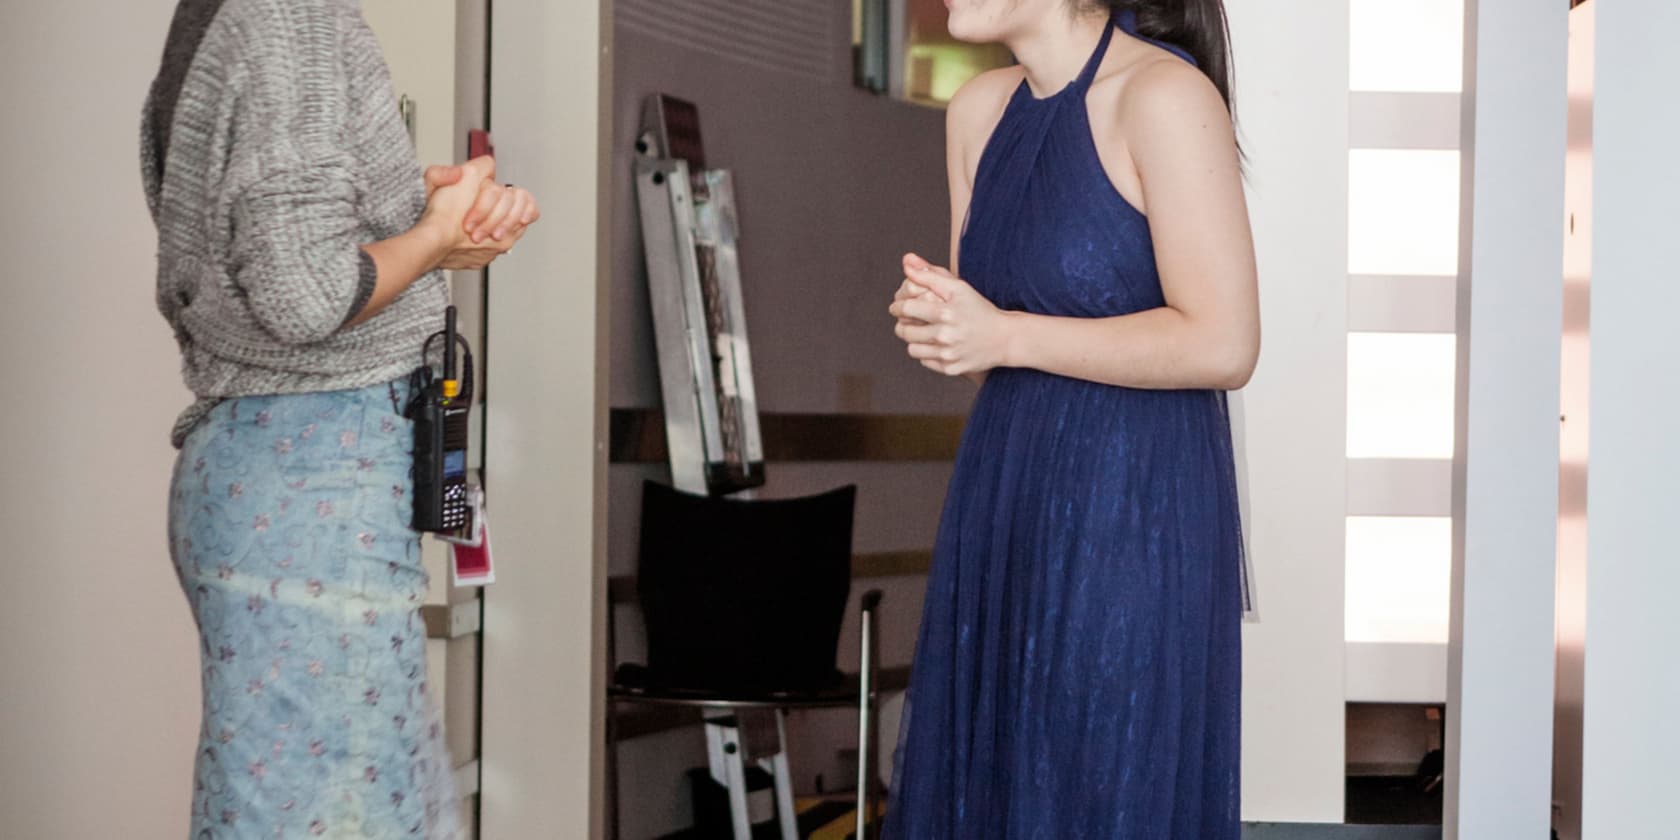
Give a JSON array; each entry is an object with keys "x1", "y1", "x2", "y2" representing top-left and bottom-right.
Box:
[{"x1": 442, "y1": 483, "x2": 469, "y2": 530}]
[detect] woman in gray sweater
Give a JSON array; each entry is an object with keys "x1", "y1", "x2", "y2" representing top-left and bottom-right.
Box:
[{"x1": 141, "y1": 0, "x2": 536, "y2": 835}]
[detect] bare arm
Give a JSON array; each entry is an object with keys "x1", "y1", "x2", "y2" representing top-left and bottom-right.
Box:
[
  {"x1": 352, "y1": 229, "x2": 451, "y2": 328},
  {"x1": 893, "y1": 61, "x2": 1260, "y2": 391},
  {"x1": 946, "y1": 76, "x2": 984, "y2": 386}
]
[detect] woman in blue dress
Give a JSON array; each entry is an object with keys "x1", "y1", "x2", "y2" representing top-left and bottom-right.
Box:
[{"x1": 885, "y1": 1, "x2": 1256, "y2": 837}]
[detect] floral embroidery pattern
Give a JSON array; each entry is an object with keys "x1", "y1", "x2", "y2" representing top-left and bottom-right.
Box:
[{"x1": 169, "y1": 383, "x2": 460, "y2": 838}]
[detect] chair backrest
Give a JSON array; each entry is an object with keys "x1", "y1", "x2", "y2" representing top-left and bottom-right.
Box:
[{"x1": 636, "y1": 480, "x2": 856, "y2": 694}]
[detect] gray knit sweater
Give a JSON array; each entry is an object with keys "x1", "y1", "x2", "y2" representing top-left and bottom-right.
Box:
[{"x1": 142, "y1": 0, "x2": 446, "y2": 447}]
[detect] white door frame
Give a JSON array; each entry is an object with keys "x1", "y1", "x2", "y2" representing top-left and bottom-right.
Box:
[
  {"x1": 480, "y1": 1, "x2": 614, "y2": 837},
  {"x1": 1446, "y1": 1, "x2": 1569, "y2": 837}
]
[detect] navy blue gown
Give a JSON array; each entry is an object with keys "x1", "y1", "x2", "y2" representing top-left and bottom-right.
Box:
[{"x1": 884, "y1": 16, "x2": 1246, "y2": 839}]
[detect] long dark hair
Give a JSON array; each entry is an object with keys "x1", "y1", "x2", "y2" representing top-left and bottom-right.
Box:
[{"x1": 1087, "y1": 0, "x2": 1236, "y2": 114}]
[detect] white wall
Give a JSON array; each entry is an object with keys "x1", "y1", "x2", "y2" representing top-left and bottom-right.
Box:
[
  {"x1": 1225, "y1": 0, "x2": 1350, "y2": 822},
  {"x1": 1445, "y1": 1, "x2": 1568, "y2": 837},
  {"x1": 0, "y1": 2, "x2": 200, "y2": 838},
  {"x1": 1580, "y1": 2, "x2": 1680, "y2": 837}
]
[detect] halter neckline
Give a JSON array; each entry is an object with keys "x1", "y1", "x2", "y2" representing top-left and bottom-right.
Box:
[
  {"x1": 1020, "y1": 14, "x2": 1122, "y2": 102},
  {"x1": 1075, "y1": 14, "x2": 1125, "y2": 89}
]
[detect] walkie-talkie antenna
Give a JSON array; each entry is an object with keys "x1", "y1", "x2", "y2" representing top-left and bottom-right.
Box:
[{"x1": 442, "y1": 306, "x2": 460, "y2": 399}]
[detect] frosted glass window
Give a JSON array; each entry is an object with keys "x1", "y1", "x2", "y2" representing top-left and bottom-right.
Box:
[
  {"x1": 855, "y1": 0, "x2": 1013, "y2": 105},
  {"x1": 1346, "y1": 516, "x2": 1452, "y2": 644},
  {"x1": 1350, "y1": 0, "x2": 1464, "y2": 93},
  {"x1": 1349, "y1": 149, "x2": 1461, "y2": 277},
  {"x1": 1348, "y1": 332, "x2": 1456, "y2": 459},
  {"x1": 902, "y1": 0, "x2": 1012, "y2": 105}
]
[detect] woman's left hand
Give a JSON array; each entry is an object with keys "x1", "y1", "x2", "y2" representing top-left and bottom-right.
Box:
[
  {"x1": 888, "y1": 255, "x2": 1014, "y2": 377},
  {"x1": 462, "y1": 182, "x2": 541, "y2": 244}
]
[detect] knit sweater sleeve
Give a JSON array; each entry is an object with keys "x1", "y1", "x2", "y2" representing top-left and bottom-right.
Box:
[{"x1": 220, "y1": 0, "x2": 379, "y2": 346}]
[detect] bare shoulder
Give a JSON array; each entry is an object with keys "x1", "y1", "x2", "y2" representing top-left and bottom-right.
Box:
[
  {"x1": 948, "y1": 66, "x2": 1024, "y2": 122},
  {"x1": 1084, "y1": 53, "x2": 1235, "y2": 210},
  {"x1": 946, "y1": 65, "x2": 1025, "y2": 155},
  {"x1": 1103, "y1": 57, "x2": 1233, "y2": 145}
]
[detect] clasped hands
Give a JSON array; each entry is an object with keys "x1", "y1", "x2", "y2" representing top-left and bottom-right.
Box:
[
  {"x1": 889, "y1": 252, "x2": 1013, "y2": 378},
  {"x1": 420, "y1": 156, "x2": 542, "y2": 271}
]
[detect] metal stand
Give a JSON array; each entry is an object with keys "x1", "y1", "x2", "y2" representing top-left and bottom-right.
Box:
[
  {"x1": 703, "y1": 710, "x2": 800, "y2": 840},
  {"x1": 634, "y1": 94, "x2": 765, "y2": 496}
]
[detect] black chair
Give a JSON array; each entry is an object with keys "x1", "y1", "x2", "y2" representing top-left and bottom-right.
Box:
[{"x1": 608, "y1": 481, "x2": 883, "y2": 840}]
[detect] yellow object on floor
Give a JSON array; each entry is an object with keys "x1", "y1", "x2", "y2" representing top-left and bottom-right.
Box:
[{"x1": 795, "y1": 798, "x2": 886, "y2": 840}]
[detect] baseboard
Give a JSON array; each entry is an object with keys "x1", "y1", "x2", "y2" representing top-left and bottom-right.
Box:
[{"x1": 1243, "y1": 824, "x2": 1442, "y2": 840}]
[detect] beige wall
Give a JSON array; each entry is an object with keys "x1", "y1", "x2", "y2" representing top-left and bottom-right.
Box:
[{"x1": 0, "y1": 2, "x2": 201, "y2": 837}]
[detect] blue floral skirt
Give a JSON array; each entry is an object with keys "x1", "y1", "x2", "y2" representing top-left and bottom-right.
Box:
[{"x1": 168, "y1": 380, "x2": 461, "y2": 838}]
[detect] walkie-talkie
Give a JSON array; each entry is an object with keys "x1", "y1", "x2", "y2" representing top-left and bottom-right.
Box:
[{"x1": 409, "y1": 306, "x2": 475, "y2": 535}]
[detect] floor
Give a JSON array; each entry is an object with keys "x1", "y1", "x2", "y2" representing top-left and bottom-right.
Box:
[
  {"x1": 657, "y1": 774, "x2": 1447, "y2": 839},
  {"x1": 1245, "y1": 826, "x2": 1441, "y2": 840},
  {"x1": 660, "y1": 808, "x2": 1444, "y2": 840},
  {"x1": 1345, "y1": 775, "x2": 1443, "y2": 826},
  {"x1": 662, "y1": 822, "x2": 1443, "y2": 840}
]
